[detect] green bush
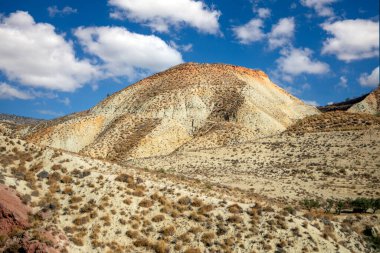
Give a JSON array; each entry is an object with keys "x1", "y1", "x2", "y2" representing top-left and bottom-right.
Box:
[{"x1": 301, "y1": 198, "x2": 320, "y2": 211}]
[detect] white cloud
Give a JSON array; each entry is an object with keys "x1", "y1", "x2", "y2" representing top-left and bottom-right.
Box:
[
  {"x1": 322, "y1": 19, "x2": 379, "y2": 62},
  {"x1": 47, "y1": 6, "x2": 77, "y2": 17},
  {"x1": 268, "y1": 17, "x2": 295, "y2": 49},
  {"x1": 232, "y1": 19, "x2": 265, "y2": 44},
  {"x1": 108, "y1": 0, "x2": 221, "y2": 34},
  {"x1": 277, "y1": 47, "x2": 329, "y2": 76},
  {"x1": 303, "y1": 100, "x2": 319, "y2": 106},
  {"x1": 233, "y1": 17, "x2": 295, "y2": 49},
  {"x1": 59, "y1": 97, "x2": 71, "y2": 106},
  {"x1": 256, "y1": 8, "x2": 271, "y2": 19},
  {"x1": 359, "y1": 67, "x2": 379, "y2": 87},
  {"x1": 337, "y1": 76, "x2": 348, "y2": 88},
  {"x1": 0, "y1": 11, "x2": 97, "y2": 92},
  {"x1": 74, "y1": 26, "x2": 183, "y2": 79},
  {"x1": 169, "y1": 41, "x2": 193, "y2": 52},
  {"x1": 0, "y1": 83, "x2": 33, "y2": 100},
  {"x1": 300, "y1": 0, "x2": 337, "y2": 17}
]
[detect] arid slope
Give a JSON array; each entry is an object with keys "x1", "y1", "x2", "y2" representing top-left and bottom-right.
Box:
[{"x1": 26, "y1": 63, "x2": 319, "y2": 161}]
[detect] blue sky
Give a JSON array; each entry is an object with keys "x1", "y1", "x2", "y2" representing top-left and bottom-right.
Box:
[{"x1": 0, "y1": 0, "x2": 379, "y2": 119}]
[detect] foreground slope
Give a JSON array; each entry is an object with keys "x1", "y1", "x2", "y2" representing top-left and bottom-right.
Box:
[
  {"x1": 130, "y1": 115, "x2": 380, "y2": 203},
  {"x1": 1, "y1": 133, "x2": 379, "y2": 252},
  {"x1": 26, "y1": 63, "x2": 318, "y2": 161}
]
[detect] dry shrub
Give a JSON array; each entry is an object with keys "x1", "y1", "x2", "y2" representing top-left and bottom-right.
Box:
[
  {"x1": 133, "y1": 237, "x2": 151, "y2": 248},
  {"x1": 184, "y1": 248, "x2": 202, "y2": 253},
  {"x1": 73, "y1": 216, "x2": 90, "y2": 226},
  {"x1": 71, "y1": 236, "x2": 84, "y2": 246},
  {"x1": 198, "y1": 204, "x2": 214, "y2": 214},
  {"x1": 126, "y1": 230, "x2": 139, "y2": 239},
  {"x1": 139, "y1": 199, "x2": 153, "y2": 208},
  {"x1": 201, "y1": 232, "x2": 216, "y2": 246},
  {"x1": 152, "y1": 214, "x2": 165, "y2": 222},
  {"x1": 161, "y1": 226, "x2": 176, "y2": 236},
  {"x1": 153, "y1": 240, "x2": 169, "y2": 253},
  {"x1": 69, "y1": 196, "x2": 82, "y2": 204},
  {"x1": 227, "y1": 204, "x2": 243, "y2": 214},
  {"x1": 227, "y1": 215, "x2": 243, "y2": 224},
  {"x1": 115, "y1": 173, "x2": 134, "y2": 184},
  {"x1": 191, "y1": 198, "x2": 203, "y2": 207},
  {"x1": 178, "y1": 196, "x2": 192, "y2": 206}
]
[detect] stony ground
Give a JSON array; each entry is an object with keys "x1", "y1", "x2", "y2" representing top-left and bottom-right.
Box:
[
  {"x1": 129, "y1": 128, "x2": 380, "y2": 205},
  {"x1": 1, "y1": 133, "x2": 379, "y2": 252}
]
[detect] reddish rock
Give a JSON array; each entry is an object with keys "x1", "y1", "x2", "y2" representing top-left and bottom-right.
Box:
[{"x1": 0, "y1": 184, "x2": 31, "y2": 235}]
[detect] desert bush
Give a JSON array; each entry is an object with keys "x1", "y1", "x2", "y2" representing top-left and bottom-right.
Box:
[
  {"x1": 133, "y1": 237, "x2": 151, "y2": 248},
  {"x1": 301, "y1": 198, "x2": 320, "y2": 211},
  {"x1": 71, "y1": 236, "x2": 84, "y2": 246},
  {"x1": 152, "y1": 214, "x2": 165, "y2": 222},
  {"x1": 201, "y1": 232, "x2": 216, "y2": 246},
  {"x1": 161, "y1": 226, "x2": 176, "y2": 236},
  {"x1": 69, "y1": 196, "x2": 82, "y2": 204},
  {"x1": 184, "y1": 248, "x2": 202, "y2": 253},
  {"x1": 73, "y1": 216, "x2": 90, "y2": 226},
  {"x1": 350, "y1": 198, "x2": 371, "y2": 213},
  {"x1": 283, "y1": 206, "x2": 296, "y2": 215},
  {"x1": 323, "y1": 199, "x2": 334, "y2": 213},
  {"x1": 227, "y1": 204, "x2": 243, "y2": 214},
  {"x1": 370, "y1": 198, "x2": 380, "y2": 213},
  {"x1": 178, "y1": 196, "x2": 192, "y2": 206},
  {"x1": 227, "y1": 215, "x2": 243, "y2": 224},
  {"x1": 153, "y1": 240, "x2": 169, "y2": 253},
  {"x1": 139, "y1": 199, "x2": 153, "y2": 208},
  {"x1": 126, "y1": 230, "x2": 139, "y2": 239},
  {"x1": 115, "y1": 173, "x2": 134, "y2": 184}
]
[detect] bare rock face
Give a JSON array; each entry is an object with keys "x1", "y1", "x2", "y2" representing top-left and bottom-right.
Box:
[
  {"x1": 26, "y1": 63, "x2": 319, "y2": 161},
  {"x1": 349, "y1": 87, "x2": 380, "y2": 115},
  {"x1": 0, "y1": 184, "x2": 30, "y2": 236}
]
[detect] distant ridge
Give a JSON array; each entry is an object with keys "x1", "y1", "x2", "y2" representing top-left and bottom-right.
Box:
[{"x1": 0, "y1": 113, "x2": 45, "y2": 125}]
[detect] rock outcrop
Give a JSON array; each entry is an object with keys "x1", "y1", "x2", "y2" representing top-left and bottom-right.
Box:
[
  {"x1": 0, "y1": 184, "x2": 30, "y2": 236},
  {"x1": 349, "y1": 87, "x2": 380, "y2": 115},
  {"x1": 26, "y1": 63, "x2": 319, "y2": 160}
]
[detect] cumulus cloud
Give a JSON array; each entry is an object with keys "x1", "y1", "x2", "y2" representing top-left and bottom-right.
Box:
[
  {"x1": 268, "y1": 17, "x2": 295, "y2": 49},
  {"x1": 256, "y1": 8, "x2": 271, "y2": 19},
  {"x1": 169, "y1": 41, "x2": 193, "y2": 52},
  {"x1": 277, "y1": 47, "x2": 329, "y2": 76},
  {"x1": 233, "y1": 17, "x2": 294, "y2": 49},
  {"x1": 0, "y1": 11, "x2": 97, "y2": 92},
  {"x1": 232, "y1": 19, "x2": 265, "y2": 44},
  {"x1": 47, "y1": 6, "x2": 78, "y2": 17},
  {"x1": 359, "y1": 67, "x2": 379, "y2": 87},
  {"x1": 322, "y1": 19, "x2": 379, "y2": 62},
  {"x1": 338, "y1": 76, "x2": 348, "y2": 88},
  {"x1": 0, "y1": 83, "x2": 33, "y2": 100},
  {"x1": 59, "y1": 97, "x2": 71, "y2": 106},
  {"x1": 300, "y1": 0, "x2": 337, "y2": 17},
  {"x1": 108, "y1": 0, "x2": 221, "y2": 34},
  {"x1": 74, "y1": 26, "x2": 183, "y2": 79}
]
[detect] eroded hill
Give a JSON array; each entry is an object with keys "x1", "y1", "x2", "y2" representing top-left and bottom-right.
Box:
[{"x1": 25, "y1": 63, "x2": 319, "y2": 161}]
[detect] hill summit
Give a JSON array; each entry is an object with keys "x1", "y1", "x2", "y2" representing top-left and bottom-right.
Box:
[{"x1": 27, "y1": 63, "x2": 319, "y2": 161}]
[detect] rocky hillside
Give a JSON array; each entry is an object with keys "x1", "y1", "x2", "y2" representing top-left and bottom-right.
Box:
[
  {"x1": 318, "y1": 87, "x2": 380, "y2": 115},
  {"x1": 0, "y1": 113, "x2": 45, "y2": 125},
  {"x1": 287, "y1": 111, "x2": 380, "y2": 133},
  {"x1": 1, "y1": 133, "x2": 379, "y2": 253},
  {"x1": 349, "y1": 87, "x2": 380, "y2": 115},
  {"x1": 26, "y1": 63, "x2": 319, "y2": 161}
]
